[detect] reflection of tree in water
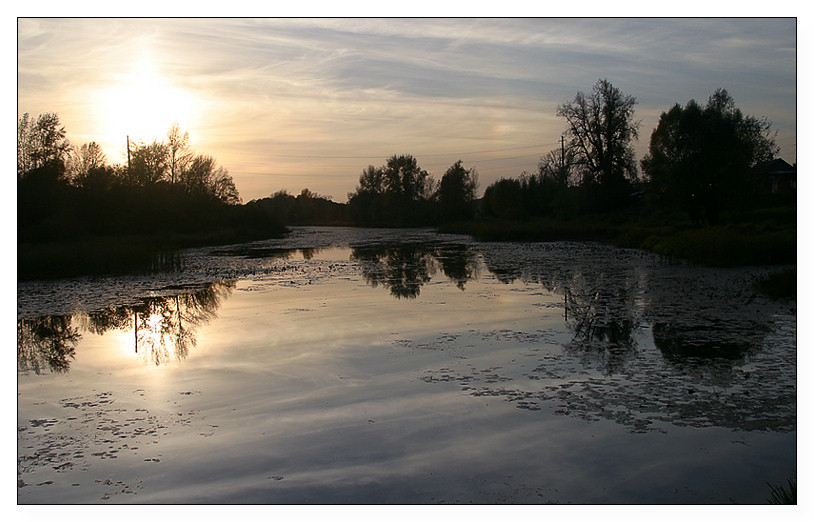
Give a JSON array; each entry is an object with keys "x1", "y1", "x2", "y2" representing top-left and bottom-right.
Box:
[
  {"x1": 465, "y1": 243, "x2": 795, "y2": 432},
  {"x1": 434, "y1": 244, "x2": 480, "y2": 290},
  {"x1": 213, "y1": 244, "x2": 320, "y2": 261},
  {"x1": 352, "y1": 244, "x2": 435, "y2": 298},
  {"x1": 17, "y1": 281, "x2": 234, "y2": 372},
  {"x1": 562, "y1": 275, "x2": 643, "y2": 375},
  {"x1": 480, "y1": 244, "x2": 644, "y2": 375},
  {"x1": 645, "y1": 272, "x2": 777, "y2": 389},
  {"x1": 17, "y1": 315, "x2": 80, "y2": 374},
  {"x1": 351, "y1": 243, "x2": 479, "y2": 298}
]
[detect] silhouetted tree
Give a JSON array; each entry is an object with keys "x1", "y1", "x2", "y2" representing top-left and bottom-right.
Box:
[
  {"x1": 127, "y1": 140, "x2": 169, "y2": 186},
  {"x1": 166, "y1": 122, "x2": 192, "y2": 185},
  {"x1": 538, "y1": 145, "x2": 576, "y2": 188},
  {"x1": 67, "y1": 141, "x2": 107, "y2": 186},
  {"x1": 17, "y1": 112, "x2": 72, "y2": 178},
  {"x1": 534, "y1": 151, "x2": 579, "y2": 219},
  {"x1": 641, "y1": 89, "x2": 779, "y2": 224},
  {"x1": 436, "y1": 160, "x2": 479, "y2": 222},
  {"x1": 357, "y1": 164, "x2": 385, "y2": 194},
  {"x1": 381, "y1": 154, "x2": 434, "y2": 202},
  {"x1": 557, "y1": 79, "x2": 640, "y2": 211},
  {"x1": 180, "y1": 154, "x2": 241, "y2": 204},
  {"x1": 481, "y1": 178, "x2": 525, "y2": 219},
  {"x1": 347, "y1": 154, "x2": 435, "y2": 225}
]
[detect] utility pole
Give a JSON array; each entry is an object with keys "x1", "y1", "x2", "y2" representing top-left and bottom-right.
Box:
[
  {"x1": 561, "y1": 135, "x2": 566, "y2": 185},
  {"x1": 561, "y1": 135, "x2": 565, "y2": 170},
  {"x1": 127, "y1": 135, "x2": 131, "y2": 174}
]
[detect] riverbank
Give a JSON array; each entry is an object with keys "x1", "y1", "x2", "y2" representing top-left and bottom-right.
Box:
[
  {"x1": 441, "y1": 205, "x2": 796, "y2": 268},
  {"x1": 19, "y1": 205, "x2": 795, "y2": 282},
  {"x1": 18, "y1": 227, "x2": 288, "y2": 281}
]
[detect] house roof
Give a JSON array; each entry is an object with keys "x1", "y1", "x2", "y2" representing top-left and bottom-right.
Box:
[{"x1": 756, "y1": 158, "x2": 795, "y2": 175}]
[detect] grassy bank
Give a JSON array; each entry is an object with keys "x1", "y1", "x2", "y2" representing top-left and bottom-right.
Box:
[
  {"x1": 441, "y1": 206, "x2": 796, "y2": 268},
  {"x1": 18, "y1": 227, "x2": 288, "y2": 281}
]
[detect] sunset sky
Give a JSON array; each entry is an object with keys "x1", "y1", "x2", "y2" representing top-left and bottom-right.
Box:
[{"x1": 17, "y1": 15, "x2": 798, "y2": 203}]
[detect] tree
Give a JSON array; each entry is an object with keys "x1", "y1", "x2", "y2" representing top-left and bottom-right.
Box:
[
  {"x1": 127, "y1": 140, "x2": 169, "y2": 186},
  {"x1": 67, "y1": 142, "x2": 107, "y2": 186},
  {"x1": 347, "y1": 155, "x2": 435, "y2": 225},
  {"x1": 641, "y1": 89, "x2": 779, "y2": 224},
  {"x1": 166, "y1": 123, "x2": 192, "y2": 184},
  {"x1": 381, "y1": 154, "x2": 433, "y2": 202},
  {"x1": 538, "y1": 145, "x2": 576, "y2": 188},
  {"x1": 357, "y1": 164, "x2": 384, "y2": 194},
  {"x1": 482, "y1": 178, "x2": 525, "y2": 220},
  {"x1": 211, "y1": 169, "x2": 242, "y2": 205},
  {"x1": 557, "y1": 79, "x2": 640, "y2": 209},
  {"x1": 180, "y1": 154, "x2": 241, "y2": 204},
  {"x1": 18, "y1": 112, "x2": 72, "y2": 178},
  {"x1": 436, "y1": 160, "x2": 479, "y2": 222}
]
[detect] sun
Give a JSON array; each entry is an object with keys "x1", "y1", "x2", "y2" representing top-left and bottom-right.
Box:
[{"x1": 93, "y1": 54, "x2": 199, "y2": 152}]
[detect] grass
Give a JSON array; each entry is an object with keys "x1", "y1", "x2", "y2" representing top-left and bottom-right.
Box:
[
  {"x1": 18, "y1": 228, "x2": 288, "y2": 281},
  {"x1": 441, "y1": 218, "x2": 617, "y2": 243},
  {"x1": 644, "y1": 225, "x2": 796, "y2": 266},
  {"x1": 755, "y1": 267, "x2": 797, "y2": 299},
  {"x1": 442, "y1": 206, "x2": 795, "y2": 268},
  {"x1": 767, "y1": 478, "x2": 796, "y2": 504}
]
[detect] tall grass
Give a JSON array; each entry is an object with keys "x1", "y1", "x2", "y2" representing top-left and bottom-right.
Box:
[
  {"x1": 443, "y1": 214, "x2": 795, "y2": 268},
  {"x1": 18, "y1": 236, "x2": 183, "y2": 281},
  {"x1": 767, "y1": 478, "x2": 796, "y2": 504},
  {"x1": 755, "y1": 267, "x2": 796, "y2": 299},
  {"x1": 449, "y1": 218, "x2": 617, "y2": 243},
  {"x1": 645, "y1": 225, "x2": 796, "y2": 266}
]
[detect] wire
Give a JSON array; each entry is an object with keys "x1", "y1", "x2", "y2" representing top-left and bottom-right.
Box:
[{"x1": 252, "y1": 142, "x2": 560, "y2": 160}]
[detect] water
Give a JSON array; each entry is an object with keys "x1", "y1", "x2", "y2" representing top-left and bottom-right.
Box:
[{"x1": 17, "y1": 227, "x2": 797, "y2": 504}]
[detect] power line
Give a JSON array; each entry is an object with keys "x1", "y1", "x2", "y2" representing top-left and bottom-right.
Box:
[{"x1": 253, "y1": 142, "x2": 560, "y2": 160}]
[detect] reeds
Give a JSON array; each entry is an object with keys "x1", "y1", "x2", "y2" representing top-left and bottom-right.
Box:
[{"x1": 767, "y1": 478, "x2": 796, "y2": 504}]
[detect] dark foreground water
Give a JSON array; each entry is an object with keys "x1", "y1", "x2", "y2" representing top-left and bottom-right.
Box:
[{"x1": 17, "y1": 227, "x2": 796, "y2": 504}]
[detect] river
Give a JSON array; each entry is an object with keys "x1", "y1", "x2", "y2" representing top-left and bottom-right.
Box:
[{"x1": 17, "y1": 227, "x2": 796, "y2": 504}]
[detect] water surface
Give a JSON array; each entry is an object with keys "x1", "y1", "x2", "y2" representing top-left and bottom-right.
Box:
[{"x1": 17, "y1": 227, "x2": 796, "y2": 504}]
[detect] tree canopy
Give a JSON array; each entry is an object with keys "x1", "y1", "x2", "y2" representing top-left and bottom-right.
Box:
[
  {"x1": 641, "y1": 89, "x2": 779, "y2": 224},
  {"x1": 557, "y1": 79, "x2": 640, "y2": 187}
]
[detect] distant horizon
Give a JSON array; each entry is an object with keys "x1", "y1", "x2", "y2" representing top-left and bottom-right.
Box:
[{"x1": 17, "y1": 17, "x2": 797, "y2": 203}]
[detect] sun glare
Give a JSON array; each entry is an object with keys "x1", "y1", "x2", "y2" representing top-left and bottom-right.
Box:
[{"x1": 93, "y1": 55, "x2": 199, "y2": 151}]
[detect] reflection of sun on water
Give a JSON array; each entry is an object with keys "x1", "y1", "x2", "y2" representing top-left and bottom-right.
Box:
[
  {"x1": 93, "y1": 53, "x2": 200, "y2": 146},
  {"x1": 113, "y1": 308, "x2": 182, "y2": 367}
]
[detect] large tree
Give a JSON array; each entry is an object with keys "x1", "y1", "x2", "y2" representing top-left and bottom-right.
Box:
[
  {"x1": 67, "y1": 141, "x2": 107, "y2": 184},
  {"x1": 436, "y1": 160, "x2": 479, "y2": 222},
  {"x1": 641, "y1": 89, "x2": 779, "y2": 224},
  {"x1": 180, "y1": 154, "x2": 241, "y2": 204},
  {"x1": 166, "y1": 122, "x2": 192, "y2": 185},
  {"x1": 347, "y1": 154, "x2": 435, "y2": 225},
  {"x1": 17, "y1": 112, "x2": 72, "y2": 178},
  {"x1": 381, "y1": 154, "x2": 434, "y2": 202},
  {"x1": 557, "y1": 79, "x2": 640, "y2": 203},
  {"x1": 127, "y1": 140, "x2": 170, "y2": 186}
]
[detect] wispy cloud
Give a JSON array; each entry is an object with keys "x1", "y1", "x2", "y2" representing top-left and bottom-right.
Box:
[{"x1": 17, "y1": 18, "x2": 796, "y2": 201}]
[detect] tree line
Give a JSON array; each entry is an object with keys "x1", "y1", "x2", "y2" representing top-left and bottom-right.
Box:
[
  {"x1": 18, "y1": 117, "x2": 282, "y2": 246},
  {"x1": 252, "y1": 79, "x2": 787, "y2": 228},
  {"x1": 477, "y1": 80, "x2": 784, "y2": 225},
  {"x1": 19, "y1": 78, "x2": 789, "y2": 245}
]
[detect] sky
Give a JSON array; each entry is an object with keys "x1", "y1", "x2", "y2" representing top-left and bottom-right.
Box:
[{"x1": 16, "y1": 15, "x2": 798, "y2": 203}]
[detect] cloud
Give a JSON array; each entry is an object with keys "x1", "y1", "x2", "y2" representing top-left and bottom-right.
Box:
[{"x1": 17, "y1": 18, "x2": 797, "y2": 201}]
